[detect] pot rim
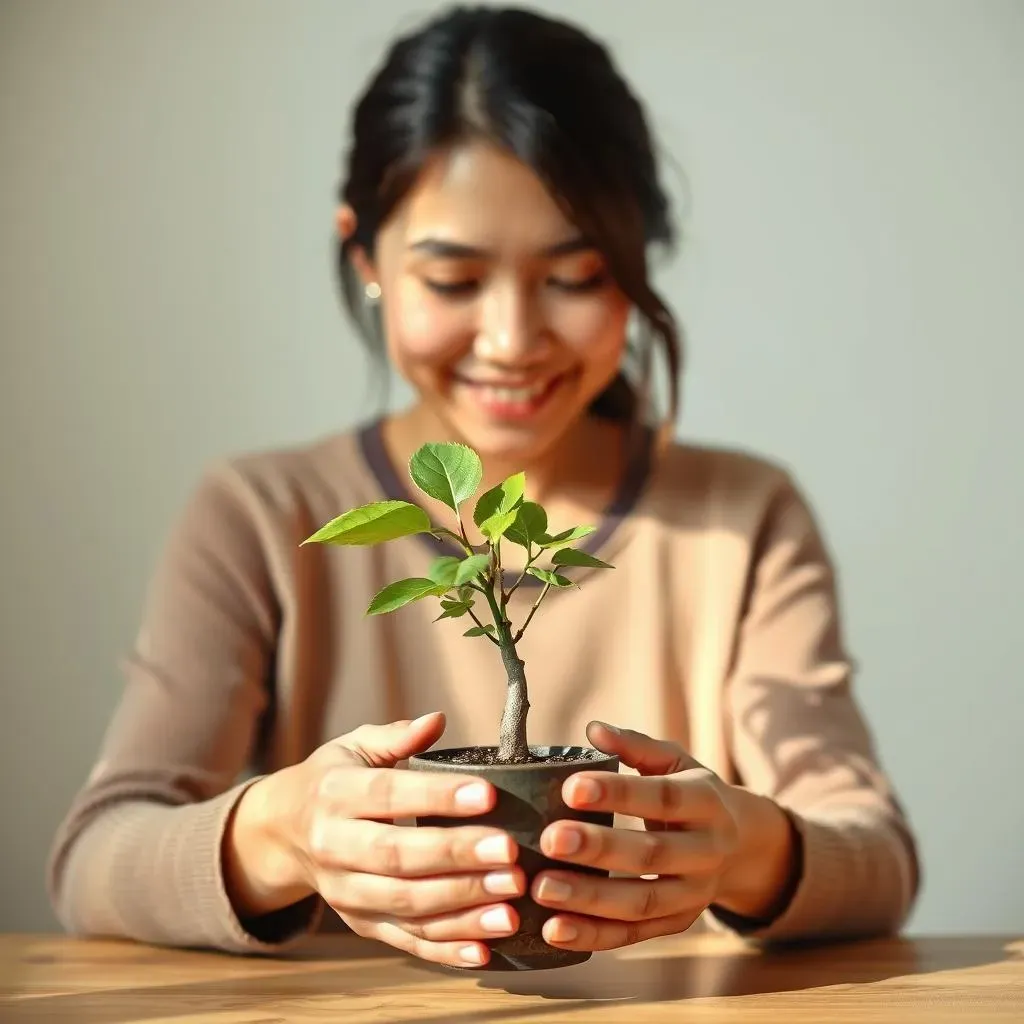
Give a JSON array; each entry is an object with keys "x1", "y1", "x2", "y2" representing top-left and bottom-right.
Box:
[{"x1": 409, "y1": 744, "x2": 618, "y2": 769}]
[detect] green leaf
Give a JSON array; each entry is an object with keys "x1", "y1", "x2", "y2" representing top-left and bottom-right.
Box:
[
  {"x1": 454, "y1": 554, "x2": 491, "y2": 585},
  {"x1": 473, "y1": 472, "x2": 526, "y2": 526},
  {"x1": 526, "y1": 567, "x2": 574, "y2": 588},
  {"x1": 464, "y1": 624, "x2": 496, "y2": 638},
  {"x1": 366, "y1": 578, "x2": 447, "y2": 615},
  {"x1": 302, "y1": 501, "x2": 431, "y2": 547},
  {"x1": 479, "y1": 508, "x2": 521, "y2": 541},
  {"x1": 428, "y1": 556, "x2": 461, "y2": 588},
  {"x1": 434, "y1": 600, "x2": 473, "y2": 621},
  {"x1": 538, "y1": 525, "x2": 597, "y2": 550},
  {"x1": 505, "y1": 502, "x2": 548, "y2": 549},
  {"x1": 409, "y1": 442, "x2": 483, "y2": 512},
  {"x1": 474, "y1": 472, "x2": 526, "y2": 541},
  {"x1": 551, "y1": 548, "x2": 614, "y2": 570}
]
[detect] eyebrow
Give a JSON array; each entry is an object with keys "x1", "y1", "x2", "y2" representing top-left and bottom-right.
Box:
[{"x1": 408, "y1": 236, "x2": 594, "y2": 259}]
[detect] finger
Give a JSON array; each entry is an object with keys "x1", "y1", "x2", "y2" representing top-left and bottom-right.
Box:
[
  {"x1": 354, "y1": 916, "x2": 493, "y2": 969},
  {"x1": 324, "y1": 865, "x2": 526, "y2": 918},
  {"x1": 317, "y1": 764, "x2": 496, "y2": 820},
  {"x1": 540, "y1": 821, "x2": 727, "y2": 876},
  {"x1": 585, "y1": 721, "x2": 702, "y2": 776},
  {"x1": 541, "y1": 909, "x2": 703, "y2": 952},
  {"x1": 310, "y1": 818, "x2": 517, "y2": 876},
  {"x1": 532, "y1": 870, "x2": 712, "y2": 922},
  {"x1": 337, "y1": 712, "x2": 447, "y2": 768},
  {"x1": 562, "y1": 769, "x2": 723, "y2": 824},
  {"x1": 367, "y1": 901, "x2": 520, "y2": 943}
]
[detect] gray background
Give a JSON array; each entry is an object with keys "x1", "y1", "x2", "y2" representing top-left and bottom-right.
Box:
[{"x1": 2, "y1": 0, "x2": 1021, "y2": 934}]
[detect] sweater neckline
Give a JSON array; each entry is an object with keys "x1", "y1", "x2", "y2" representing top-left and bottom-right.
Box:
[{"x1": 355, "y1": 417, "x2": 653, "y2": 584}]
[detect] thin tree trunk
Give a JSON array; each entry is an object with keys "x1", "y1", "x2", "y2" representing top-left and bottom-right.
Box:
[{"x1": 497, "y1": 641, "x2": 532, "y2": 763}]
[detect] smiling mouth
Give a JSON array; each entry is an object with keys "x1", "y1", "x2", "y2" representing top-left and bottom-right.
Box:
[
  {"x1": 452, "y1": 370, "x2": 575, "y2": 419},
  {"x1": 461, "y1": 379, "x2": 550, "y2": 401}
]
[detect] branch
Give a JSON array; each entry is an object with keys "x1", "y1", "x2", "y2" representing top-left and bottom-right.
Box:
[
  {"x1": 513, "y1": 580, "x2": 552, "y2": 643},
  {"x1": 504, "y1": 543, "x2": 535, "y2": 602},
  {"x1": 434, "y1": 526, "x2": 475, "y2": 555},
  {"x1": 466, "y1": 605, "x2": 501, "y2": 646},
  {"x1": 497, "y1": 540, "x2": 510, "y2": 608},
  {"x1": 481, "y1": 575, "x2": 512, "y2": 643},
  {"x1": 456, "y1": 511, "x2": 473, "y2": 552}
]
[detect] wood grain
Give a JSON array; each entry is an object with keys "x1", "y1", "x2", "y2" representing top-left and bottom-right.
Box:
[{"x1": 2, "y1": 932, "x2": 1022, "y2": 1022}]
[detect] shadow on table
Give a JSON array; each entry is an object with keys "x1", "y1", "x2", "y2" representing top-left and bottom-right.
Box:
[
  {"x1": 467, "y1": 935, "x2": 1024, "y2": 1005},
  {"x1": 3, "y1": 970, "x2": 585, "y2": 1024},
  {"x1": 5, "y1": 936, "x2": 1019, "y2": 1024}
]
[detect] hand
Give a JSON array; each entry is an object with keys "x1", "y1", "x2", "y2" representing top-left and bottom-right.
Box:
[
  {"x1": 530, "y1": 722, "x2": 796, "y2": 952},
  {"x1": 224, "y1": 712, "x2": 525, "y2": 968}
]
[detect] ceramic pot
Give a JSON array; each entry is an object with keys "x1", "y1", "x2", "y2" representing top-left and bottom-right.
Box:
[{"x1": 408, "y1": 745, "x2": 619, "y2": 971}]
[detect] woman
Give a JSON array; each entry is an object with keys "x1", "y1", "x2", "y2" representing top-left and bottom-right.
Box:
[{"x1": 48, "y1": 5, "x2": 919, "y2": 969}]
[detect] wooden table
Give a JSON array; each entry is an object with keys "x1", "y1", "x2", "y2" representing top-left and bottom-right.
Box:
[{"x1": 2, "y1": 932, "x2": 1022, "y2": 1022}]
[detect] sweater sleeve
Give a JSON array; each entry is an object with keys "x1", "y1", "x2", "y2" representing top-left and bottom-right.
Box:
[
  {"x1": 707, "y1": 474, "x2": 920, "y2": 942},
  {"x1": 46, "y1": 462, "x2": 323, "y2": 952}
]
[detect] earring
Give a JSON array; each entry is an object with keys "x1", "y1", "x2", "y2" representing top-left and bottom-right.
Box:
[{"x1": 365, "y1": 282, "x2": 381, "y2": 302}]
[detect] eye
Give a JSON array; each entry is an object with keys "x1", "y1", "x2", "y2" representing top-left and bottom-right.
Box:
[
  {"x1": 548, "y1": 271, "x2": 609, "y2": 293},
  {"x1": 423, "y1": 278, "x2": 480, "y2": 298}
]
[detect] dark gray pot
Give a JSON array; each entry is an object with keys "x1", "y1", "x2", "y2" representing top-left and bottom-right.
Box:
[{"x1": 407, "y1": 744, "x2": 619, "y2": 971}]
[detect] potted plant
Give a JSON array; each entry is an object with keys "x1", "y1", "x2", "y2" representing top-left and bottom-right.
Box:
[{"x1": 303, "y1": 441, "x2": 620, "y2": 971}]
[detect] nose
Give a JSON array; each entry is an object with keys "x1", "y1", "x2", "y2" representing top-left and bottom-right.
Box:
[{"x1": 474, "y1": 282, "x2": 550, "y2": 365}]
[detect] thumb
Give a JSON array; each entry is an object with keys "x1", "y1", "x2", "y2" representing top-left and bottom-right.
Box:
[
  {"x1": 339, "y1": 711, "x2": 447, "y2": 768},
  {"x1": 586, "y1": 720, "x2": 702, "y2": 776}
]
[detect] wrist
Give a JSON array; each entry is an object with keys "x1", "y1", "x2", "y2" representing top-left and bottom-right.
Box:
[
  {"x1": 222, "y1": 770, "x2": 314, "y2": 919},
  {"x1": 715, "y1": 788, "x2": 799, "y2": 921}
]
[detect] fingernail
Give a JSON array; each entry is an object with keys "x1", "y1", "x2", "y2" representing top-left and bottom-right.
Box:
[
  {"x1": 537, "y1": 877, "x2": 572, "y2": 903},
  {"x1": 409, "y1": 712, "x2": 437, "y2": 728},
  {"x1": 455, "y1": 782, "x2": 490, "y2": 810},
  {"x1": 480, "y1": 906, "x2": 515, "y2": 933},
  {"x1": 550, "y1": 827, "x2": 582, "y2": 857},
  {"x1": 474, "y1": 835, "x2": 513, "y2": 863},
  {"x1": 460, "y1": 944, "x2": 486, "y2": 965},
  {"x1": 483, "y1": 870, "x2": 520, "y2": 895},
  {"x1": 572, "y1": 777, "x2": 602, "y2": 805},
  {"x1": 594, "y1": 720, "x2": 620, "y2": 734},
  {"x1": 550, "y1": 919, "x2": 579, "y2": 943}
]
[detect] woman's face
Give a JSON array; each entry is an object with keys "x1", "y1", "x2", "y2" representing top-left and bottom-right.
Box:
[{"x1": 353, "y1": 139, "x2": 631, "y2": 462}]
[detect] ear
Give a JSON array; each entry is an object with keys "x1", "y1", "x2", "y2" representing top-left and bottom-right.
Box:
[{"x1": 336, "y1": 204, "x2": 378, "y2": 289}]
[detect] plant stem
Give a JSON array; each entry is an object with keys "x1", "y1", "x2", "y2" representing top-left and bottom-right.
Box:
[
  {"x1": 481, "y1": 577, "x2": 532, "y2": 762},
  {"x1": 456, "y1": 513, "x2": 473, "y2": 552},
  {"x1": 466, "y1": 606, "x2": 500, "y2": 646},
  {"x1": 433, "y1": 527, "x2": 475, "y2": 555},
  {"x1": 481, "y1": 583, "x2": 507, "y2": 642},
  {"x1": 504, "y1": 543, "x2": 536, "y2": 602},
  {"x1": 513, "y1": 580, "x2": 552, "y2": 644},
  {"x1": 496, "y1": 539, "x2": 506, "y2": 607},
  {"x1": 497, "y1": 639, "x2": 532, "y2": 763}
]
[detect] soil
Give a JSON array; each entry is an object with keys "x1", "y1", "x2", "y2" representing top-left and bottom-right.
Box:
[{"x1": 438, "y1": 746, "x2": 609, "y2": 767}]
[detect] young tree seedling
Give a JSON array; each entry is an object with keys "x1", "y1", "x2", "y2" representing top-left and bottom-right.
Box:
[{"x1": 302, "y1": 441, "x2": 613, "y2": 763}]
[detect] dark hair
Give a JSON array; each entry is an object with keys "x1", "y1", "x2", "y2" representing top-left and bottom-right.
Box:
[{"x1": 336, "y1": 4, "x2": 682, "y2": 429}]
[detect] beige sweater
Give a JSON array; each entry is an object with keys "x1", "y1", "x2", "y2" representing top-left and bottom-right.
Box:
[{"x1": 47, "y1": 420, "x2": 920, "y2": 953}]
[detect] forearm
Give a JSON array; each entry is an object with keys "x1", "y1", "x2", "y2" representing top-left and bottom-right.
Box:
[
  {"x1": 50, "y1": 779, "x2": 321, "y2": 953},
  {"x1": 710, "y1": 788, "x2": 917, "y2": 941}
]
